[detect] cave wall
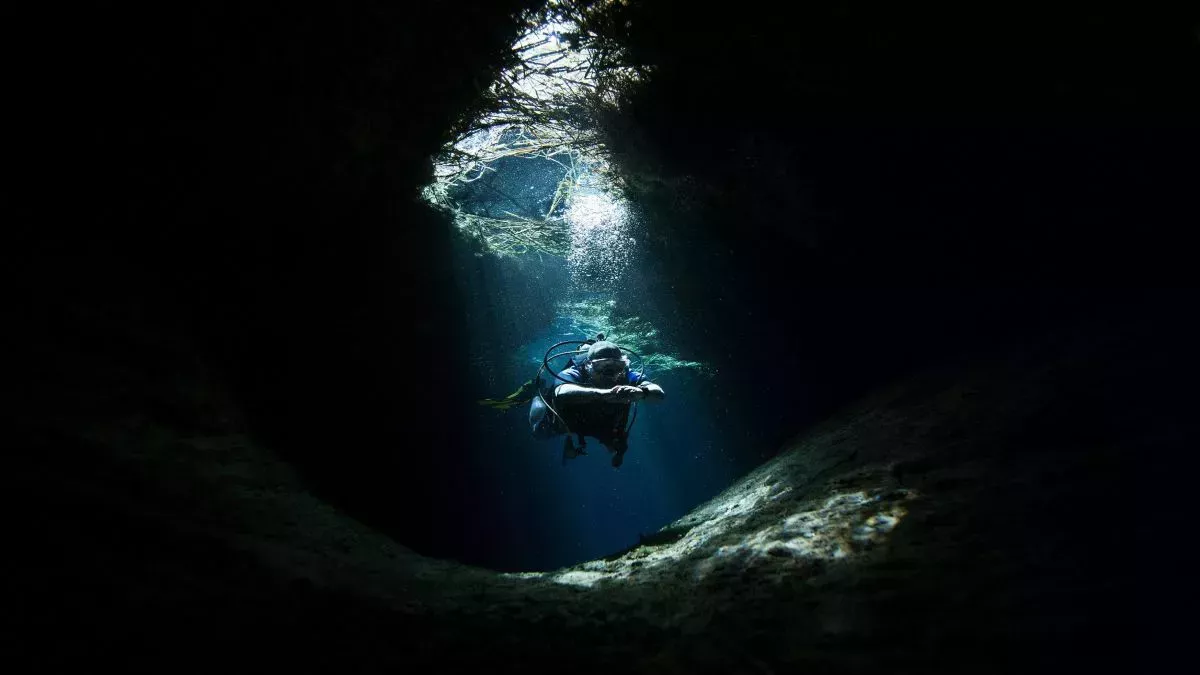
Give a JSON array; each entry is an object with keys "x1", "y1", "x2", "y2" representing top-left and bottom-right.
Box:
[
  {"x1": 10, "y1": 1, "x2": 544, "y2": 551},
  {"x1": 600, "y1": 1, "x2": 1198, "y2": 444}
]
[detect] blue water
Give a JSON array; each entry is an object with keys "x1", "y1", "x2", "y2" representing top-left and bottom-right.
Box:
[
  {"x1": 455, "y1": 259, "x2": 747, "y2": 572},
  {"x1": 437, "y1": 152, "x2": 764, "y2": 571}
]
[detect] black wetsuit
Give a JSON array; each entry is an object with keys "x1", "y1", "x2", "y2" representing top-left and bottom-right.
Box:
[{"x1": 528, "y1": 365, "x2": 647, "y2": 454}]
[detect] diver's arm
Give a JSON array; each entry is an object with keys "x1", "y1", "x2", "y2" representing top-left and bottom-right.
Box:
[
  {"x1": 555, "y1": 383, "x2": 646, "y2": 404},
  {"x1": 638, "y1": 381, "x2": 665, "y2": 404}
]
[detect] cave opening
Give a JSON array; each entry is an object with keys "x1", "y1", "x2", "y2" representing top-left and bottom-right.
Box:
[{"x1": 413, "y1": 1, "x2": 748, "y2": 572}]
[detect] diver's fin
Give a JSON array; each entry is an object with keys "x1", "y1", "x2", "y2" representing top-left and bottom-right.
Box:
[
  {"x1": 478, "y1": 397, "x2": 519, "y2": 410},
  {"x1": 478, "y1": 378, "x2": 541, "y2": 410}
]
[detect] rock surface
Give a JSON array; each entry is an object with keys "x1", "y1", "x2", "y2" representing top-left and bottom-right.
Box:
[{"x1": 15, "y1": 316, "x2": 1172, "y2": 673}]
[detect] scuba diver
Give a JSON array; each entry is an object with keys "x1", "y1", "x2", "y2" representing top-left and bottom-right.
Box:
[
  {"x1": 528, "y1": 334, "x2": 664, "y2": 467},
  {"x1": 479, "y1": 333, "x2": 665, "y2": 467}
]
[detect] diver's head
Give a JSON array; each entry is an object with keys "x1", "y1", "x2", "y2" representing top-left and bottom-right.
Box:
[{"x1": 584, "y1": 341, "x2": 629, "y2": 386}]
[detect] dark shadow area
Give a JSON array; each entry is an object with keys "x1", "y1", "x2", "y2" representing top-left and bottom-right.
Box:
[
  {"x1": 598, "y1": 1, "x2": 1198, "y2": 453},
  {"x1": 7, "y1": 0, "x2": 1195, "y2": 671},
  {"x1": 10, "y1": 1, "x2": 541, "y2": 556}
]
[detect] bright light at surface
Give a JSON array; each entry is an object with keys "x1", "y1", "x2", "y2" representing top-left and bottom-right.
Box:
[
  {"x1": 420, "y1": 1, "x2": 644, "y2": 259},
  {"x1": 508, "y1": 18, "x2": 595, "y2": 105},
  {"x1": 565, "y1": 192, "x2": 634, "y2": 291}
]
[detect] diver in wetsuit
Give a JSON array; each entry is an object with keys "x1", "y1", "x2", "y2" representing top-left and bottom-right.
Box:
[{"x1": 529, "y1": 339, "x2": 665, "y2": 467}]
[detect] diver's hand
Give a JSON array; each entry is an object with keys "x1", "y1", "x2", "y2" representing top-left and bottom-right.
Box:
[
  {"x1": 638, "y1": 382, "x2": 664, "y2": 402},
  {"x1": 605, "y1": 385, "x2": 645, "y2": 403}
]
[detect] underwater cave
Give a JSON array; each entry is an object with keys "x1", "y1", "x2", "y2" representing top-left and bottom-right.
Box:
[{"x1": 10, "y1": 1, "x2": 1196, "y2": 673}]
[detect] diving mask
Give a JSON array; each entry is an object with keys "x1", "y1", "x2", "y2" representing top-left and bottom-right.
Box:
[{"x1": 589, "y1": 357, "x2": 628, "y2": 382}]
